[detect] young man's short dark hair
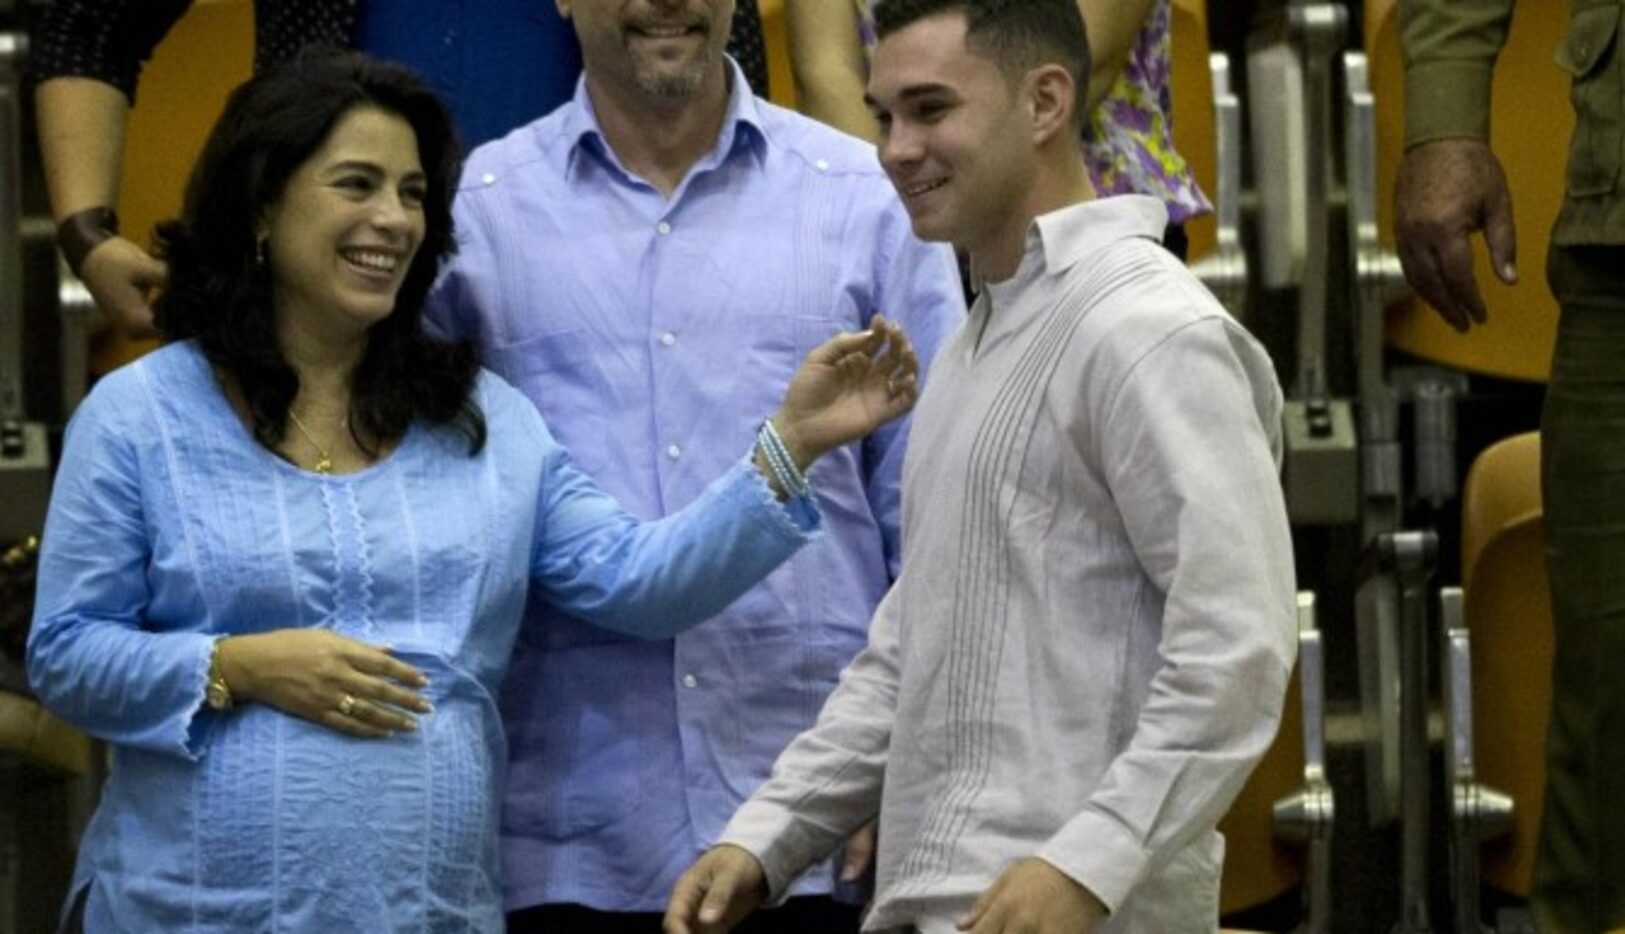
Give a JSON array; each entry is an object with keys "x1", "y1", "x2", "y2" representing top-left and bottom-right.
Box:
[{"x1": 873, "y1": 0, "x2": 1092, "y2": 102}]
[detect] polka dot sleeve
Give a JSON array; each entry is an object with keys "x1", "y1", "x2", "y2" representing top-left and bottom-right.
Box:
[
  {"x1": 727, "y1": 1, "x2": 768, "y2": 99},
  {"x1": 27, "y1": 0, "x2": 193, "y2": 102},
  {"x1": 252, "y1": 0, "x2": 357, "y2": 74}
]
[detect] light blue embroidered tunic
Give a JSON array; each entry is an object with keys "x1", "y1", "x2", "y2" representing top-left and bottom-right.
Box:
[{"x1": 26, "y1": 340, "x2": 819, "y2": 932}]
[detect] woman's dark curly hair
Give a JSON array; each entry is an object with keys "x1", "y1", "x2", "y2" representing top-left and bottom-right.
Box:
[{"x1": 153, "y1": 50, "x2": 485, "y2": 457}]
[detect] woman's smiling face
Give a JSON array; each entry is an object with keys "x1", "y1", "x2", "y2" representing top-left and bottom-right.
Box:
[{"x1": 261, "y1": 105, "x2": 428, "y2": 338}]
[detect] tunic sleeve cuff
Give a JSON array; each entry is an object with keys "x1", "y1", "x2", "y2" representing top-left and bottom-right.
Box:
[
  {"x1": 737, "y1": 454, "x2": 824, "y2": 541},
  {"x1": 178, "y1": 632, "x2": 224, "y2": 760},
  {"x1": 1035, "y1": 808, "x2": 1150, "y2": 916},
  {"x1": 1403, "y1": 59, "x2": 1494, "y2": 146}
]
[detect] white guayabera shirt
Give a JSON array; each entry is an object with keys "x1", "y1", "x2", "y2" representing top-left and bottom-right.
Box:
[{"x1": 723, "y1": 195, "x2": 1297, "y2": 934}]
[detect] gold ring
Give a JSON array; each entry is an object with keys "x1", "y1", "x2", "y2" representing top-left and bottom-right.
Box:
[{"x1": 338, "y1": 694, "x2": 357, "y2": 717}]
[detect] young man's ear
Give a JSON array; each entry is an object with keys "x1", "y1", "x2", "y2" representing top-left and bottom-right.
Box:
[{"x1": 1025, "y1": 63, "x2": 1079, "y2": 146}]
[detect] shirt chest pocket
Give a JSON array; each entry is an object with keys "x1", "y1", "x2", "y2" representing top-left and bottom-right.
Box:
[
  {"x1": 1558, "y1": 1, "x2": 1625, "y2": 197},
  {"x1": 492, "y1": 330, "x2": 617, "y2": 477},
  {"x1": 736, "y1": 314, "x2": 842, "y2": 399}
]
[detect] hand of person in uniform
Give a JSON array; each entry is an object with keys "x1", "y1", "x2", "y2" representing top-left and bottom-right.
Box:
[
  {"x1": 214, "y1": 629, "x2": 432, "y2": 738},
  {"x1": 664, "y1": 844, "x2": 769, "y2": 934},
  {"x1": 956, "y1": 857, "x2": 1108, "y2": 934},
  {"x1": 1394, "y1": 138, "x2": 1518, "y2": 333},
  {"x1": 79, "y1": 235, "x2": 167, "y2": 338},
  {"x1": 770, "y1": 315, "x2": 920, "y2": 470}
]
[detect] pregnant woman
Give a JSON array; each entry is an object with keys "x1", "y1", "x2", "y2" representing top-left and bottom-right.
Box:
[{"x1": 27, "y1": 51, "x2": 918, "y2": 932}]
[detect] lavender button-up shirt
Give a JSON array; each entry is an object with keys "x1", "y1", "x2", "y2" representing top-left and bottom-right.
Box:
[{"x1": 426, "y1": 63, "x2": 965, "y2": 911}]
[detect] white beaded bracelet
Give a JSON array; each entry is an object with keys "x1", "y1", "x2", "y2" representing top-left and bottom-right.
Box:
[{"x1": 757, "y1": 419, "x2": 810, "y2": 497}]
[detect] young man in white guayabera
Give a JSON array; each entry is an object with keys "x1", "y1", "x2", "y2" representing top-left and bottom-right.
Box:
[{"x1": 664, "y1": 1, "x2": 1296, "y2": 932}]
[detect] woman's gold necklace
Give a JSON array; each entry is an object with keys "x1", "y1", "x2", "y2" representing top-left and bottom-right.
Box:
[{"x1": 286, "y1": 409, "x2": 345, "y2": 474}]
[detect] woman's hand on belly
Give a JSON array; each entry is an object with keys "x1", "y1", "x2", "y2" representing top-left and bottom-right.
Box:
[{"x1": 216, "y1": 629, "x2": 433, "y2": 738}]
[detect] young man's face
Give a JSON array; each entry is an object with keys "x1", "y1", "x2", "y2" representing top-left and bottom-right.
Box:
[
  {"x1": 558, "y1": 0, "x2": 735, "y2": 103},
  {"x1": 867, "y1": 11, "x2": 1035, "y2": 255}
]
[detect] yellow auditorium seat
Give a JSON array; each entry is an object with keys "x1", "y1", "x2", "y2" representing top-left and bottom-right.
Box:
[
  {"x1": 1459, "y1": 431, "x2": 1549, "y2": 897},
  {"x1": 1219, "y1": 669, "x2": 1305, "y2": 917},
  {"x1": 90, "y1": 0, "x2": 254, "y2": 378},
  {"x1": 1365, "y1": 0, "x2": 1567, "y2": 382},
  {"x1": 1220, "y1": 598, "x2": 1335, "y2": 928},
  {"x1": 759, "y1": 0, "x2": 799, "y2": 110},
  {"x1": 1169, "y1": 0, "x2": 1219, "y2": 262}
]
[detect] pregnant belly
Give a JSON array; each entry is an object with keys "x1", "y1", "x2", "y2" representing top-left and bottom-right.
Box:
[
  {"x1": 184, "y1": 669, "x2": 504, "y2": 925},
  {"x1": 81, "y1": 656, "x2": 509, "y2": 930}
]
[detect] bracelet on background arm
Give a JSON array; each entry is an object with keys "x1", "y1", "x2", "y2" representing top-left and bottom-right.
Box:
[{"x1": 56, "y1": 206, "x2": 120, "y2": 276}]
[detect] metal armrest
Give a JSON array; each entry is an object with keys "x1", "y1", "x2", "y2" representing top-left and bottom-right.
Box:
[
  {"x1": 56, "y1": 256, "x2": 97, "y2": 415},
  {"x1": 1267, "y1": 11, "x2": 1360, "y2": 527},
  {"x1": 1439, "y1": 587, "x2": 1514, "y2": 934},
  {"x1": 1272, "y1": 591, "x2": 1333, "y2": 934},
  {"x1": 1356, "y1": 531, "x2": 1439, "y2": 934},
  {"x1": 1189, "y1": 52, "x2": 1248, "y2": 316},
  {"x1": 1342, "y1": 51, "x2": 1408, "y2": 536},
  {"x1": 0, "y1": 33, "x2": 27, "y2": 423},
  {"x1": 0, "y1": 33, "x2": 51, "y2": 540}
]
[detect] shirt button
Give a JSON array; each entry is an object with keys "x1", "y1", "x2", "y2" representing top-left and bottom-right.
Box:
[
  {"x1": 667, "y1": 444, "x2": 682, "y2": 460},
  {"x1": 660, "y1": 331, "x2": 677, "y2": 347},
  {"x1": 480, "y1": 172, "x2": 496, "y2": 186},
  {"x1": 815, "y1": 159, "x2": 830, "y2": 172},
  {"x1": 657, "y1": 221, "x2": 673, "y2": 235},
  {"x1": 682, "y1": 673, "x2": 699, "y2": 689}
]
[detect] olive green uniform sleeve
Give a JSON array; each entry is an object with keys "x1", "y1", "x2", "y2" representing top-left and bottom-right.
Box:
[{"x1": 1399, "y1": 0, "x2": 1515, "y2": 145}]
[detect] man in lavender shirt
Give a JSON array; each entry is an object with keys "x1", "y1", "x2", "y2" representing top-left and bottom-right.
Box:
[{"x1": 424, "y1": 1, "x2": 965, "y2": 930}]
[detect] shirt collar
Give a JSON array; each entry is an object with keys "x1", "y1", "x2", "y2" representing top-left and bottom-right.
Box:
[
  {"x1": 1030, "y1": 194, "x2": 1168, "y2": 275},
  {"x1": 980, "y1": 194, "x2": 1169, "y2": 319},
  {"x1": 558, "y1": 56, "x2": 768, "y2": 184}
]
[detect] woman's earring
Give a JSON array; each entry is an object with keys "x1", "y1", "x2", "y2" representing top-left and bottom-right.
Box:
[{"x1": 255, "y1": 237, "x2": 268, "y2": 269}]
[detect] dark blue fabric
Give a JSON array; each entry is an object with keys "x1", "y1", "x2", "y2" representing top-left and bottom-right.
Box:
[{"x1": 355, "y1": 0, "x2": 582, "y2": 149}]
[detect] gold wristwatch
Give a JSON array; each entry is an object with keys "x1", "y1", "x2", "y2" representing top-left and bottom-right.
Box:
[{"x1": 205, "y1": 639, "x2": 234, "y2": 711}]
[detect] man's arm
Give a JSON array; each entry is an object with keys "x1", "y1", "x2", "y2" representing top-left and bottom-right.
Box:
[
  {"x1": 786, "y1": 0, "x2": 878, "y2": 142},
  {"x1": 35, "y1": 78, "x2": 127, "y2": 222},
  {"x1": 1076, "y1": 0, "x2": 1158, "y2": 115},
  {"x1": 36, "y1": 79, "x2": 167, "y2": 336},
  {"x1": 1393, "y1": 0, "x2": 1519, "y2": 331},
  {"x1": 30, "y1": 0, "x2": 191, "y2": 336},
  {"x1": 1032, "y1": 320, "x2": 1297, "y2": 918}
]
